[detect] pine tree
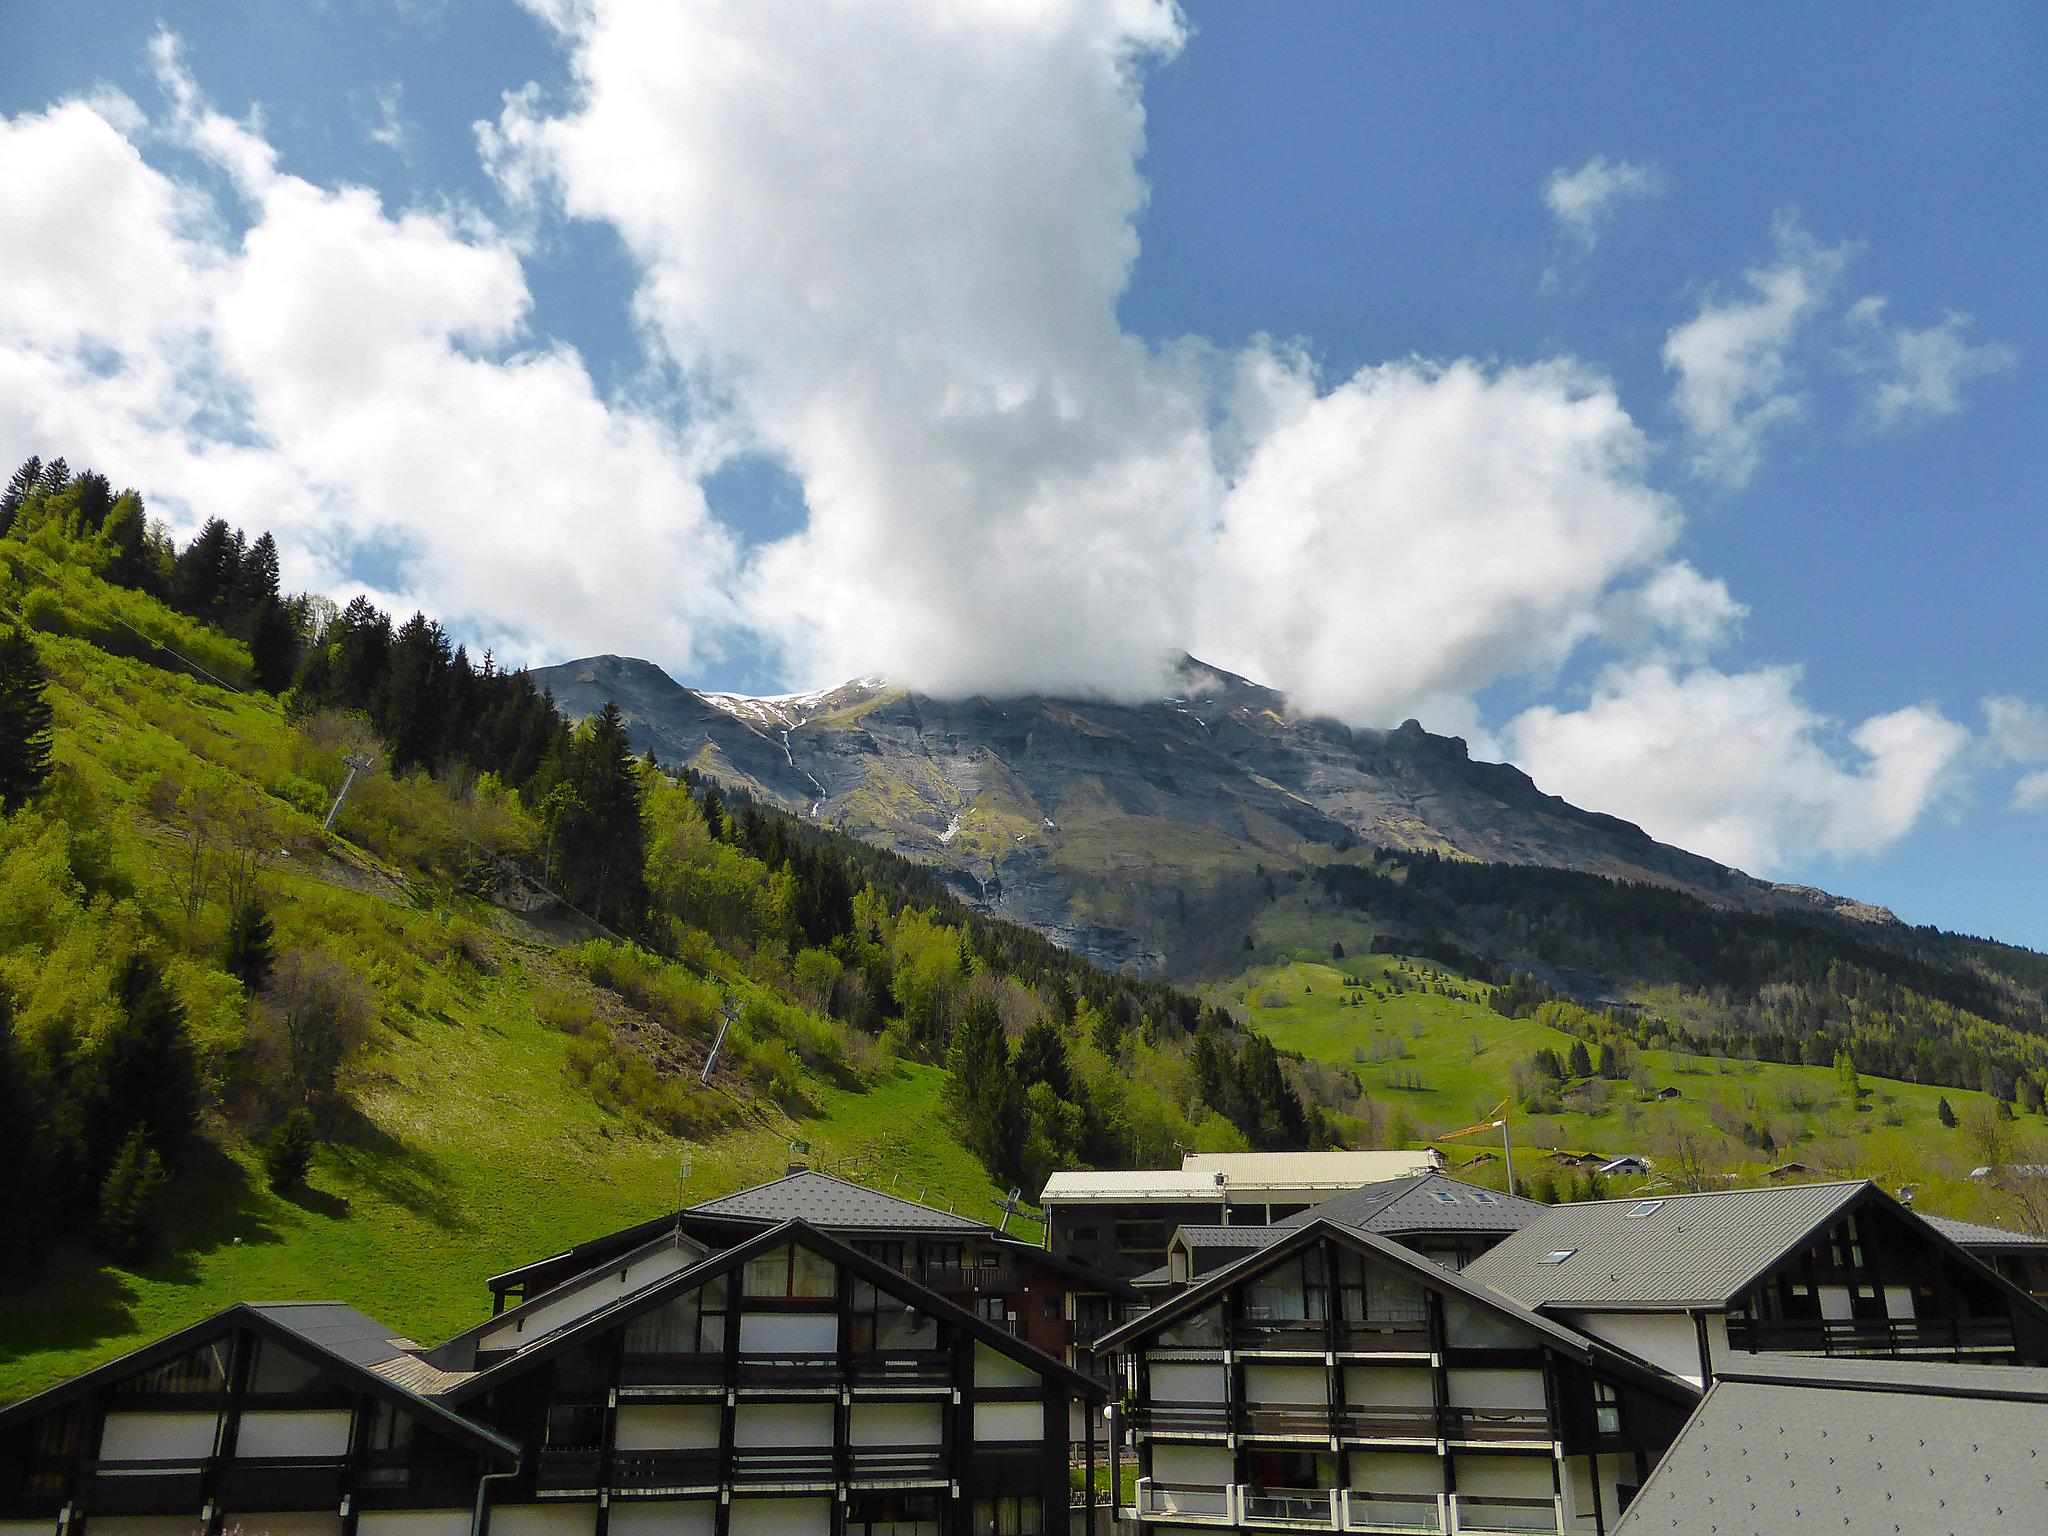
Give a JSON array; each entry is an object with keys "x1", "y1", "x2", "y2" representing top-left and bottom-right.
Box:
[
  {"x1": 0, "y1": 624, "x2": 55, "y2": 813},
  {"x1": 1567, "y1": 1040, "x2": 1594, "y2": 1079},
  {"x1": 97, "y1": 1128, "x2": 169, "y2": 1261},
  {"x1": 1013, "y1": 1016, "x2": 1073, "y2": 1101},
  {"x1": 1937, "y1": 1096, "x2": 1957, "y2": 1128},
  {"x1": 223, "y1": 896, "x2": 276, "y2": 991},
  {"x1": 262, "y1": 1108, "x2": 318, "y2": 1191},
  {"x1": 37, "y1": 457, "x2": 69, "y2": 495},
  {"x1": 0, "y1": 455, "x2": 40, "y2": 532},
  {"x1": 86, "y1": 952, "x2": 200, "y2": 1175}
]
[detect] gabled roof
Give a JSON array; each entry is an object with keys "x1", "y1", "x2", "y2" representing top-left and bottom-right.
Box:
[
  {"x1": 1614, "y1": 1359, "x2": 2048, "y2": 1534},
  {"x1": 685, "y1": 1169, "x2": 989, "y2": 1231},
  {"x1": 1040, "y1": 1169, "x2": 1226, "y2": 1203},
  {"x1": 0, "y1": 1304, "x2": 519, "y2": 1463},
  {"x1": 1172, "y1": 1224, "x2": 1281, "y2": 1254},
  {"x1": 1923, "y1": 1213, "x2": 2048, "y2": 1252},
  {"x1": 445, "y1": 1218, "x2": 1106, "y2": 1403},
  {"x1": 1461, "y1": 1181, "x2": 1870, "y2": 1310},
  {"x1": 1090, "y1": 1216, "x2": 1697, "y2": 1410},
  {"x1": 1280, "y1": 1172, "x2": 1549, "y2": 1236}
]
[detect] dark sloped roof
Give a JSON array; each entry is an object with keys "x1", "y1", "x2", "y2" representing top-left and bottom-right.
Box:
[
  {"x1": 0, "y1": 1305, "x2": 518, "y2": 1462},
  {"x1": 447, "y1": 1218, "x2": 1106, "y2": 1402},
  {"x1": 1461, "y1": 1181, "x2": 1867, "y2": 1310},
  {"x1": 686, "y1": 1169, "x2": 989, "y2": 1231},
  {"x1": 1280, "y1": 1172, "x2": 1550, "y2": 1236},
  {"x1": 1614, "y1": 1362, "x2": 2048, "y2": 1534},
  {"x1": 1923, "y1": 1213, "x2": 2048, "y2": 1251},
  {"x1": 1175, "y1": 1224, "x2": 1283, "y2": 1253}
]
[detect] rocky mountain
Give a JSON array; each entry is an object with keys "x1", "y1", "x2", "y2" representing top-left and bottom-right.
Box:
[{"x1": 532, "y1": 653, "x2": 1890, "y2": 973}]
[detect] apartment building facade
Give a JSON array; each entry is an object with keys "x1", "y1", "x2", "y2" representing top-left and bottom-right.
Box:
[
  {"x1": 0, "y1": 1218, "x2": 1106, "y2": 1536},
  {"x1": 1461, "y1": 1181, "x2": 2048, "y2": 1386},
  {"x1": 1093, "y1": 1218, "x2": 1698, "y2": 1536}
]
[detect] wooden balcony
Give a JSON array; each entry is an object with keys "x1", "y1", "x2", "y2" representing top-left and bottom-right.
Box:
[
  {"x1": 618, "y1": 1352, "x2": 726, "y2": 1390},
  {"x1": 1448, "y1": 1493, "x2": 1559, "y2": 1534},
  {"x1": 610, "y1": 1448, "x2": 720, "y2": 1493},
  {"x1": 846, "y1": 1351, "x2": 953, "y2": 1390},
  {"x1": 728, "y1": 1445, "x2": 835, "y2": 1488},
  {"x1": 1440, "y1": 1406, "x2": 1554, "y2": 1444},
  {"x1": 215, "y1": 1456, "x2": 346, "y2": 1508},
  {"x1": 1336, "y1": 1405, "x2": 1440, "y2": 1442},
  {"x1": 79, "y1": 1461, "x2": 207, "y2": 1513},
  {"x1": 1724, "y1": 1315, "x2": 2016, "y2": 1359},
  {"x1": 845, "y1": 1444, "x2": 947, "y2": 1485}
]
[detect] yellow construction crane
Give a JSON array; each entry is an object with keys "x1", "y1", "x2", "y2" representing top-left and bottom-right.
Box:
[{"x1": 1432, "y1": 1099, "x2": 1517, "y2": 1194}]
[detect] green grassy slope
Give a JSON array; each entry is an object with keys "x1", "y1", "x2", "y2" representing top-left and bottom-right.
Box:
[
  {"x1": 1222, "y1": 947, "x2": 2036, "y2": 1225},
  {"x1": 0, "y1": 555, "x2": 1024, "y2": 1402}
]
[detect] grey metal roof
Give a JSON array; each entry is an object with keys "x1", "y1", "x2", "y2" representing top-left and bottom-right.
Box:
[
  {"x1": 1461, "y1": 1181, "x2": 1867, "y2": 1310},
  {"x1": 1614, "y1": 1365, "x2": 2048, "y2": 1534},
  {"x1": 1176, "y1": 1224, "x2": 1285, "y2": 1252},
  {"x1": 1279, "y1": 1172, "x2": 1550, "y2": 1236},
  {"x1": 686, "y1": 1169, "x2": 987, "y2": 1231},
  {"x1": 248, "y1": 1302, "x2": 420, "y2": 1368},
  {"x1": 1715, "y1": 1354, "x2": 2048, "y2": 1397},
  {"x1": 1922, "y1": 1213, "x2": 2048, "y2": 1251}
]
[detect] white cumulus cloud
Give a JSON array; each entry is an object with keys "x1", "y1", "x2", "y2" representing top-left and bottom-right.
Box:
[
  {"x1": 0, "y1": 38, "x2": 736, "y2": 670},
  {"x1": 1663, "y1": 214, "x2": 1851, "y2": 487},
  {"x1": 1543, "y1": 155, "x2": 1664, "y2": 252},
  {"x1": 1845, "y1": 297, "x2": 2016, "y2": 431},
  {"x1": 1504, "y1": 663, "x2": 1970, "y2": 873}
]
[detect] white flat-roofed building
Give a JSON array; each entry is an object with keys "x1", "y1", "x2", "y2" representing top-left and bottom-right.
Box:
[{"x1": 1043, "y1": 1152, "x2": 1442, "y2": 1281}]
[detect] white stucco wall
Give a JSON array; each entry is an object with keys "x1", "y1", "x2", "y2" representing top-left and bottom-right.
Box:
[
  {"x1": 1819, "y1": 1286, "x2": 1853, "y2": 1321},
  {"x1": 606, "y1": 1500, "x2": 717, "y2": 1536},
  {"x1": 235, "y1": 1409, "x2": 353, "y2": 1458},
  {"x1": 1, "y1": 1519, "x2": 60, "y2": 1536},
  {"x1": 1148, "y1": 1361, "x2": 1226, "y2": 1402},
  {"x1": 74, "y1": 1520, "x2": 195, "y2": 1536},
  {"x1": 479, "y1": 1246, "x2": 699, "y2": 1350},
  {"x1": 972, "y1": 1401, "x2": 1045, "y2": 1441},
  {"x1": 848, "y1": 1401, "x2": 941, "y2": 1446},
  {"x1": 1884, "y1": 1285, "x2": 1916, "y2": 1319},
  {"x1": 357, "y1": 1509, "x2": 472, "y2": 1536},
  {"x1": 98, "y1": 1411, "x2": 220, "y2": 1461},
  {"x1": 734, "y1": 1402, "x2": 833, "y2": 1448},
  {"x1": 1445, "y1": 1368, "x2": 1545, "y2": 1411},
  {"x1": 1244, "y1": 1362, "x2": 1326, "y2": 1404},
  {"x1": 736, "y1": 1312, "x2": 836, "y2": 1353},
  {"x1": 615, "y1": 1405, "x2": 720, "y2": 1451},
  {"x1": 727, "y1": 1498, "x2": 828, "y2": 1536},
  {"x1": 1563, "y1": 1313, "x2": 1710, "y2": 1386},
  {"x1": 1452, "y1": 1454, "x2": 1553, "y2": 1499},
  {"x1": 1151, "y1": 1443, "x2": 1232, "y2": 1485},
  {"x1": 493, "y1": 1504, "x2": 598, "y2": 1536},
  {"x1": 1346, "y1": 1451, "x2": 1440, "y2": 1495},
  {"x1": 1563, "y1": 1452, "x2": 1640, "y2": 1531},
  {"x1": 1344, "y1": 1366, "x2": 1432, "y2": 1408},
  {"x1": 974, "y1": 1343, "x2": 1040, "y2": 1390}
]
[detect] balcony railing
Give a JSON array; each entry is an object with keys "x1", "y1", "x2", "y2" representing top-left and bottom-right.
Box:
[
  {"x1": 1070, "y1": 1312, "x2": 1121, "y2": 1346},
  {"x1": 79, "y1": 1461, "x2": 207, "y2": 1513},
  {"x1": 734, "y1": 1353, "x2": 840, "y2": 1390},
  {"x1": 1340, "y1": 1489, "x2": 1445, "y2": 1532},
  {"x1": 1336, "y1": 1405, "x2": 1438, "y2": 1441},
  {"x1": 847, "y1": 1351, "x2": 953, "y2": 1389},
  {"x1": 215, "y1": 1456, "x2": 346, "y2": 1508},
  {"x1": 1448, "y1": 1493, "x2": 1559, "y2": 1534},
  {"x1": 1241, "y1": 1404, "x2": 1333, "y2": 1438},
  {"x1": 1135, "y1": 1401, "x2": 1230, "y2": 1435},
  {"x1": 610, "y1": 1449, "x2": 720, "y2": 1491},
  {"x1": 1725, "y1": 1315, "x2": 2016, "y2": 1359},
  {"x1": 1134, "y1": 1478, "x2": 1234, "y2": 1521},
  {"x1": 846, "y1": 1445, "x2": 947, "y2": 1484},
  {"x1": 1241, "y1": 1486, "x2": 1339, "y2": 1527},
  {"x1": 1441, "y1": 1406, "x2": 1554, "y2": 1444},
  {"x1": 535, "y1": 1447, "x2": 604, "y2": 1492},
  {"x1": 728, "y1": 1445, "x2": 835, "y2": 1486},
  {"x1": 619, "y1": 1353, "x2": 726, "y2": 1389}
]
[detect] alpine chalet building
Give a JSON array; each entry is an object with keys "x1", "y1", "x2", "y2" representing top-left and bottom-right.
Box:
[{"x1": 1093, "y1": 1217, "x2": 1699, "y2": 1535}]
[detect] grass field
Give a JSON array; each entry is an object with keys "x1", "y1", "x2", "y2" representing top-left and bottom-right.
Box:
[{"x1": 1219, "y1": 949, "x2": 2032, "y2": 1220}]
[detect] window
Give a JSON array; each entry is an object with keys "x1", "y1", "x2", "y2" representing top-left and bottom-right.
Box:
[
  {"x1": 742, "y1": 1244, "x2": 838, "y2": 1300},
  {"x1": 1468, "y1": 1192, "x2": 1498, "y2": 1205},
  {"x1": 1244, "y1": 1251, "x2": 1327, "y2": 1324},
  {"x1": 248, "y1": 1338, "x2": 325, "y2": 1396},
  {"x1": 1429, "y1": 1190, "x2": 1459, "y2": 1204},
  {"x1": 625, "y1": 1277, "x2": 729, "y2": 1354},
  {"x1": 971, "y1": 1495, "x2": 1041, "y2": 1535},
  {"x1": 850, "y1": 1492, "x2": 941, "y2": 1535},
  {"x1": 115, "y1": 1342, "x2": 229, "y2": 1396},
  {"x1": 1594, "y1": 1381, "x2": 1623, "y2": 1437},
  {"x1": 849, "y1": 1278, "x2": 937, "y2": 1351},
  {"x1": 1625, "y1": 1201, "x2": 1662, "y2": 1218},
  {"x1": 1539, "y1": 1250, "x2": 1577, "y2": 1265}
]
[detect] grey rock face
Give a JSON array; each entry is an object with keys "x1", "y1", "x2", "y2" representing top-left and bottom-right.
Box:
[{"x1": 530, "y1": 653, "x2": 1888, "y2": 972}]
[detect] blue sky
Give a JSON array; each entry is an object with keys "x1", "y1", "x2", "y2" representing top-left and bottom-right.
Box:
[{"x1": 2, "y1": 1, "x2": 2043, "y2": 946}]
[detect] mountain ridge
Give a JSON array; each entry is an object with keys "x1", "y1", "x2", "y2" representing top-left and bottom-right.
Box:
[{"x1": 533, "y1": 652, "x2": 1894, "y2": 971}]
